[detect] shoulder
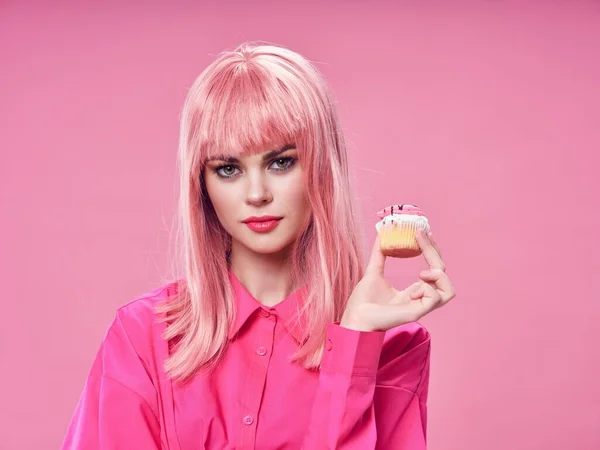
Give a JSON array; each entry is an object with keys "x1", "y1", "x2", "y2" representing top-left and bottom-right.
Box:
[
  {"x1": 87, "y1": 282, "x2": 180, "y2": 401},
  {"x1": 101, "y1": 281, "x2": 180, "y2": 363},
  {"x1": 378, "y1": 322, "x2": 431, "y2": 393},
  {"x1": 115, "y1": 281, "x2": 179, "y2": 331}
]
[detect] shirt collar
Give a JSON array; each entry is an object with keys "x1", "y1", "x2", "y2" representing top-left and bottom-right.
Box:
[{"x1": 228, "y1": 269, "x2": 309, "y2": 344}]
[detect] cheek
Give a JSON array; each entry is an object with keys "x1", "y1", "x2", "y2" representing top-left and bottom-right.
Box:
[
  {"x1": 203, "y1": 177, "x2": 232, "y2": 221},
  {"x1": 284, "y1": 179, "x2": 309, "y2": 220}
]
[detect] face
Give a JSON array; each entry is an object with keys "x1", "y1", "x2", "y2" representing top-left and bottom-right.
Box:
[{"x1": 203, "y1": 144, "x2": 310, "y2": 258}]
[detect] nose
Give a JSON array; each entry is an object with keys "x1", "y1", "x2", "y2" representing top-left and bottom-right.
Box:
[{"x1": 244, "y1": 171, "x2": 273, "y2": 206}]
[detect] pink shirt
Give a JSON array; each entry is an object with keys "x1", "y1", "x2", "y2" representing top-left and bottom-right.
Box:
[{"x1": 62, "y1": 271, "x2": 431, "y2": 449}]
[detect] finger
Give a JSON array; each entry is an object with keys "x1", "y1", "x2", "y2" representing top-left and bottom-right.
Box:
[
  {"x1": 426, "y1": 231, "x2": 442, "y2": 258},
  {"x1": 404, "y1": 283, "x2": 441, "y2": 320},
  {"x1": 408, "y1": 282, "x2": 425, "y2": 299},
  {"x1": 416, "y1": 229, "x2": 446, "y2": 272},
  {"x1": 418, "y1": 283, "x2": 443, "y2": 310},
  {"x1": 419, "y1": 269, "x2": 456, "y2": 302},
  {"x1": 366, "y1": 234, "x2": 386, "y2": 274}
]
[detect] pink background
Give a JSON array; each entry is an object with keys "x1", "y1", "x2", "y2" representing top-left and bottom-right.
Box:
[{"x1": 1, "y1": 1, "x2": 599, "y2": 449}]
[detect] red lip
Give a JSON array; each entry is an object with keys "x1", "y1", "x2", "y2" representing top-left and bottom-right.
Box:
[{"x1": 242, "y1": 216, "x2": 283, "y2": 223}]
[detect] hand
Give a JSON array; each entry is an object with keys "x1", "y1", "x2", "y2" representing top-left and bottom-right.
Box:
[{"x1": 340, "y1": 229, "x2": 456, "y2": 332}]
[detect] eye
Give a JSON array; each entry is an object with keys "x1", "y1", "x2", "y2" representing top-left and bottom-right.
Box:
[
  {"x1": 215, "y1": 165, "x2": 239, "y2": 178},
  {"x1": 270, "y1": 157, "x2": 296, "y2": 171}
]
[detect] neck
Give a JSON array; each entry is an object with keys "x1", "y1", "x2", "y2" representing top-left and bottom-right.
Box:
[{"x1": 229, "y1": 242, "x2": 297, "y2": 308}]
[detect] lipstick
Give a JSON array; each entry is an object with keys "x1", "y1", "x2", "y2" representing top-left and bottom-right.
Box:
[{"x1": 242, "y1": 216, "x2": 283, "y2": 233}]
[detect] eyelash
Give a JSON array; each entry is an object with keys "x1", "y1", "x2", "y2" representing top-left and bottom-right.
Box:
[{"x1": 213, "y1": 157, "x2": 297, "y2": 179}]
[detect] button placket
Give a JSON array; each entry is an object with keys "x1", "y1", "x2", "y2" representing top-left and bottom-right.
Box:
[{"x1": 238, "y1": 308, "x2": 278, "y2": 448}]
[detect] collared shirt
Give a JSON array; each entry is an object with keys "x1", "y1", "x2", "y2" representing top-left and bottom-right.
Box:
[{"x1": 61, "y1": 270, "x2": 431, "y2": 449}]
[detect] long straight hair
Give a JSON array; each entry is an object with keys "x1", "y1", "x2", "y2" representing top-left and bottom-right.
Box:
[{"x1": 158, "y1": 42, "x2": 365, "y2": 381}]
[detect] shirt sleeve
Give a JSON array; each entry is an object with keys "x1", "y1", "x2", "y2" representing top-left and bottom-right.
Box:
[
  {"x1": 302, "y1": 322, "x2": 431, "y2": 450},
  {"x1": 60, "y1": 313, "x2": 161, "y2": 449}
]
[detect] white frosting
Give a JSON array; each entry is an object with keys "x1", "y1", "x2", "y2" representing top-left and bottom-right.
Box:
[{"x1": 375, "y1": 213, "x2": 430, "y2": 233}]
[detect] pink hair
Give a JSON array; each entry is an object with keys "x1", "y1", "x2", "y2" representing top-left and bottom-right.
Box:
[{"x1": 158, "y1": 42, "x2": 365, "y2": 381}]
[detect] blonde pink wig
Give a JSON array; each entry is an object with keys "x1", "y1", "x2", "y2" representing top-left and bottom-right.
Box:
[{"x1": 159, "y1": 42, "x2": 365, "y2": 381}]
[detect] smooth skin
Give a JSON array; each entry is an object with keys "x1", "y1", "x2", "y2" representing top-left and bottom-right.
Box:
[{"x1": 341, "y1": 229, "x2": 456, "y2": 332}]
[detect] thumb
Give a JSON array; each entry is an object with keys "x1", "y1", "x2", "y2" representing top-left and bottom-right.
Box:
[{"x1": 366, "y1": 234, "x2": 386, "y2": 274}]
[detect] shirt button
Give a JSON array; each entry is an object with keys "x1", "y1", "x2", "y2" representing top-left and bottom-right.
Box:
[
  {"x1": 243, "y1": 415, "x2": 254, "y2": 426},
  {"x1": 259, "y1": 309, "x2": 270, "y2": 318},
  {"x1": 326, "y1": 339, "x2": 333, "y2": 351},
  {"x1": 256, "y1": 346, "x2": 267, "y2": 356}
]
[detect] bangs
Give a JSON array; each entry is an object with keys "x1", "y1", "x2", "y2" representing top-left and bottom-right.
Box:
[{"x1": 193, "y1": 63, "x2": 308, "y2": 164}]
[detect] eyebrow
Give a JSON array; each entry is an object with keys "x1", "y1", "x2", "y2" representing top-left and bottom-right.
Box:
[{"x1": 206, "y1": 144, "x2": 296, "y2": 164}]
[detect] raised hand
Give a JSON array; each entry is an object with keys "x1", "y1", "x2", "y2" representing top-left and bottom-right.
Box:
[{"x1": 340, "y1": 229, "x2": 455, "y2": 332}]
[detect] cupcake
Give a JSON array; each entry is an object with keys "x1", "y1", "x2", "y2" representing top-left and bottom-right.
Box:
[{"x1": 375, "y1": 204, "x2": 430, "y2": 258}]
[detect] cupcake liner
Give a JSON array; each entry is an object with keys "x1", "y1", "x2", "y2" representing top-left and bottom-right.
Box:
[{"x1": 378, "y1": 220, "x2": 429, "y2": 258}]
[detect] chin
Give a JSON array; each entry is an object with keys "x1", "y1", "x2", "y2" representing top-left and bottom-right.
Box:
[
  {"x1": 233, "y1": 233, "x2": 296, "y2": 256},
  {"x1": 246, "y1": 242, "x2": 291, "y2": 255}
]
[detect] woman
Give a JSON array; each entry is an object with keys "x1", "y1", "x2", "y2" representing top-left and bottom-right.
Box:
[{"x1": 62, "y1": 42, "x2": 455, "y2": 449}]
